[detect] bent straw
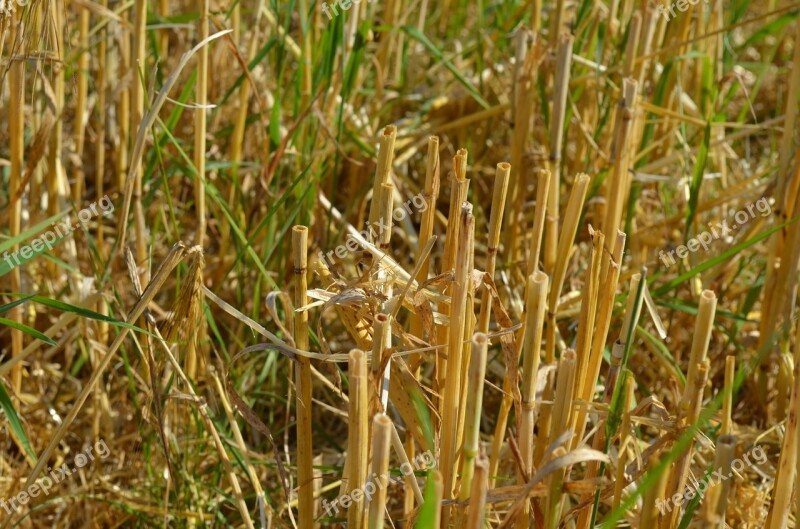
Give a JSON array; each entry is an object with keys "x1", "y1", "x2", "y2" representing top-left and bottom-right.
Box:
[{"x1": 292, "y1": 226, "x2": 314, "y2": 529}]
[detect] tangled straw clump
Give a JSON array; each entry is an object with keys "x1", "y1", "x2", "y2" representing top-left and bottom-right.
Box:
[{"x1": 0, "y1": 0, "x2": 799, "y2": 528}]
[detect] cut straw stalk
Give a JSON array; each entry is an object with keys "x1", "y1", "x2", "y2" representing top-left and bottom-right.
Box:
[
  {"x1": 132, "y1": 0, "x2": 147, "y2": 279},
  {"x1": 370, "y1": 313, "x2": 392, "y2": 417},
  {"x1": 640, "y1": 454, "x2": 669, "y2": 528},
  {"x1": 407, "y1": 136, "x2": 439, "y2": 513},
  {"x1": 194, "y1": 0, "x2": 209, "y2": 251},
  {"x1": 517, "y1": 271, "x2": 548, "y2": 529},
  {"x1": 666, "y1": 359, "x2": 712, "y2": 529},
  {"x1": 722, "y1": 355, "x2": 736, "y2": 435},
  {"x1": 347, "y1": 349, "x2": 369, "y2": 529},
  {"x1": 437, "y1": 150, "x2": 469, "y2": 401},
  {"x1": 527, "y1": 169, "x2": 551, "y2": 275},
  {"x1": 572, "y1": 230, "x2": 625, "y2": 448},
  {"x1": 367, "y1": 126, "x2": 398, "y2": 231},
  {"x1": 544, "y1": 35, "x2": 574, "y2": 275},
  {"x1": 73, "y1": 5, "x2": 90, "y2": 203},
  {"x1": 440, "y1": 203, "x2": 474, "y2": 502},
  {"x1": 95, "y1": 0, "x2": 108, "y2": 255},
  {"x1": 9, "y1": 19, "x2": 24, "y2": 392},
  {"x1": 367, "y1": 413, "x2": 393, "y2": 529},
  {"x1": 572, "y1": 229, "x2": 604, "y2": 409},
  {"x1": 506, "y1": 32, "x2": 533, "y2": 262},
  {"x1": 703, "y1": 434, "x2": 736, "y2": 528},
  {"x1": 545, "y1": 349, "x2": 577, "y2": 529},
  {"x1": 612, "y1": 376, "x2": 635, "y2": 509},
  {"x1": 459, "y1": 333, "x2": 489, "y2": 505},
  {"x1": 411, "y1": 136, "x2": 440, "y2": 338},
  {"x1": 545, "y1": 173, "x2": 591, "y2": 360},
  {"x1": 477, "y1": 162, "x2": 511, "y2": 334},
  {"x1": 47, "y1": 1, "x2": 65, "y2": 280},
  {"x1": 466, "y1": 456, "x2": 489, "y2": 529},
  {"x1": 538, "y1": 173, "x2": 590, "y2": 458},
  {"x1": 601, "y1": 78, "x2": 638, "y2": 253},
  {"x1": 292, "y1": 226, "x2": 315, "y2": 529},
  {"x1": 185, "y1": 0, "x2": 210, "y2": 382},
  {"x1": 765, "y1": 319, "x2": 800, "y2": 528}
]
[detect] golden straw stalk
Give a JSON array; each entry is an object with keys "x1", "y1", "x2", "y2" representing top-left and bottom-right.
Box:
[
  {"x1": 459, "y1": 333, "x2": 490, "y2": 503},
  {"x1": 477, "y1": 162, "x2": 511, "y2": 333},
  {"x1": 440, "y1": 203, "x2": 474, "y2": 501},
  {"x1": 347, "y1": 349, "x2": 369, "y2": 529},
  {"x1": 367, "y1": 413, "x2": 393, "y2": 529},
  {"x1": 292, "y1": 226, "x2": 314, "y2": 529}
]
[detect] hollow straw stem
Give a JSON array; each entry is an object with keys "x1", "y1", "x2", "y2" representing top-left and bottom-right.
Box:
[
  {"x1": 685, "y1": 290, "x2": 718, "y2": 402},
  {"x1": 459, "y1": 333, "x2": 490, "y2": 505},
  {"x1": 292, "y1": 226, "x2": 314, "y2": 529},
  {"x1": 347, "y1": 349, "x2": 369, "y2": 529},
  {"x1": 367, "y1": 126, "x2": 398, "y2": 231},
  {"x1": 477, "y1": 163, "x2": 511, "y2": 333},
  {"x1": 703, "y1": 434, "x2": 736, "y2": 529},
  {"x1": 517, "y1": 271, "x2": 549, "y2": 529},
  {"x1": 367, "y1": 413, "x2": 393, "y2": 529},
  {"x1": 440, "y1": 203, "x2": 474, "y2": 504}
]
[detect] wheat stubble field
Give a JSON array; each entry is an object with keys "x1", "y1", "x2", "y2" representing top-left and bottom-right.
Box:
[{"x1": 1, "y1": 0, "x2": 800, "y2": 527}]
